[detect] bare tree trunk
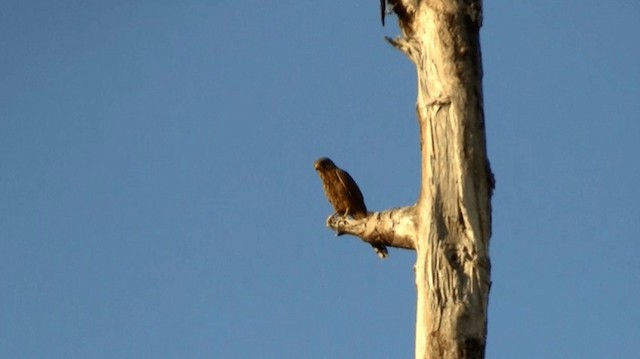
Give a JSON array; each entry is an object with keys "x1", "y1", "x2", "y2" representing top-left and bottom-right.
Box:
[
  {"x1": 388, "y1": 1, "x2": 493, "y2": 358},
  {"x1": 320, "y1": 1, "x2": 492, "y2": 358}
]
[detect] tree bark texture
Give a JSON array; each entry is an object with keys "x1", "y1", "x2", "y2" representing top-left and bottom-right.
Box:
[
  {"x1": 388, "y1": 1, "x2": 493, "y2": 358},
  {"x1": 321, "y1": 1, "x2": 492, "y2": 357}
]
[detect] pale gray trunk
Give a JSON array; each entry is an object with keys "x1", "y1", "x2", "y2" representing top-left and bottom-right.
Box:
[{"x1": 325, "y1": 1, "x2": 492, "y2": 358}]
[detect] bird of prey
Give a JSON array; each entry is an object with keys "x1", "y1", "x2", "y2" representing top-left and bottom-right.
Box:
[
  {"x1": 380, "y1": 0, "x2": 386, "y2": 26},
  {"x1": 314, "y1": 157, "x2": 388, "y2": 258}
]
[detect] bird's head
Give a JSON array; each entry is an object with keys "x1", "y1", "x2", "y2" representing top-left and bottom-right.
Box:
[{"x1": 314, "y1": 157, "x2": 336, "y2": 171}]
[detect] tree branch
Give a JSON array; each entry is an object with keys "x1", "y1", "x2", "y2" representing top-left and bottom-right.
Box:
[{"x1": 326, "y1": 206, "x2": 417, "y2": 253}]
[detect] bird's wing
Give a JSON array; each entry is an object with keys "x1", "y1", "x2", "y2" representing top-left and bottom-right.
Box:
[{"x1": 336, "y1": 169, "x2": 366, "y2": 211}]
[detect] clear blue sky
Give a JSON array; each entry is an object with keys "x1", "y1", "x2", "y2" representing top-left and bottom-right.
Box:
[{"x1": 1, "y1": 1, "x2": 639, "y2": 358}]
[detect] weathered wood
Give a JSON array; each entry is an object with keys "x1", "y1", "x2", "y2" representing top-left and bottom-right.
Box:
[
  {"x1": 326, "y1": 206, "x2": 417, "y2": 254},
  {"x1": 318, "y1": 0, "x2": 492, "y2": 357},
  {"x1": 387, "y1": 1, "x2": 493, "y2": 358}
]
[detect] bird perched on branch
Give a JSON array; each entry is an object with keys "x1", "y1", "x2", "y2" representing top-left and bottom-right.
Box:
[{"x1": 314, "y1": 157, "x2": 388, "y2": 258}]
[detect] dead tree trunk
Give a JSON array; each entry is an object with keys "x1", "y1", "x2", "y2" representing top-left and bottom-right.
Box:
[
  {"x1": 318, "y1": 0, "x2": 492, "y2": 358},
  {"x1": 388, "y1": 1, "x2": 493, "y2": 358}
]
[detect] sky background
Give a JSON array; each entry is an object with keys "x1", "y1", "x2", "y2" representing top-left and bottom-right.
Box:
[{"x1": 1, "y1": 1, "x2": 639, "y2": 358}]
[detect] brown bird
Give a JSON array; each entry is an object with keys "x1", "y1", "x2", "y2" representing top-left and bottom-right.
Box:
[{"x1": 314, "y1": 157, "x2": 388, "y2": 258}]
